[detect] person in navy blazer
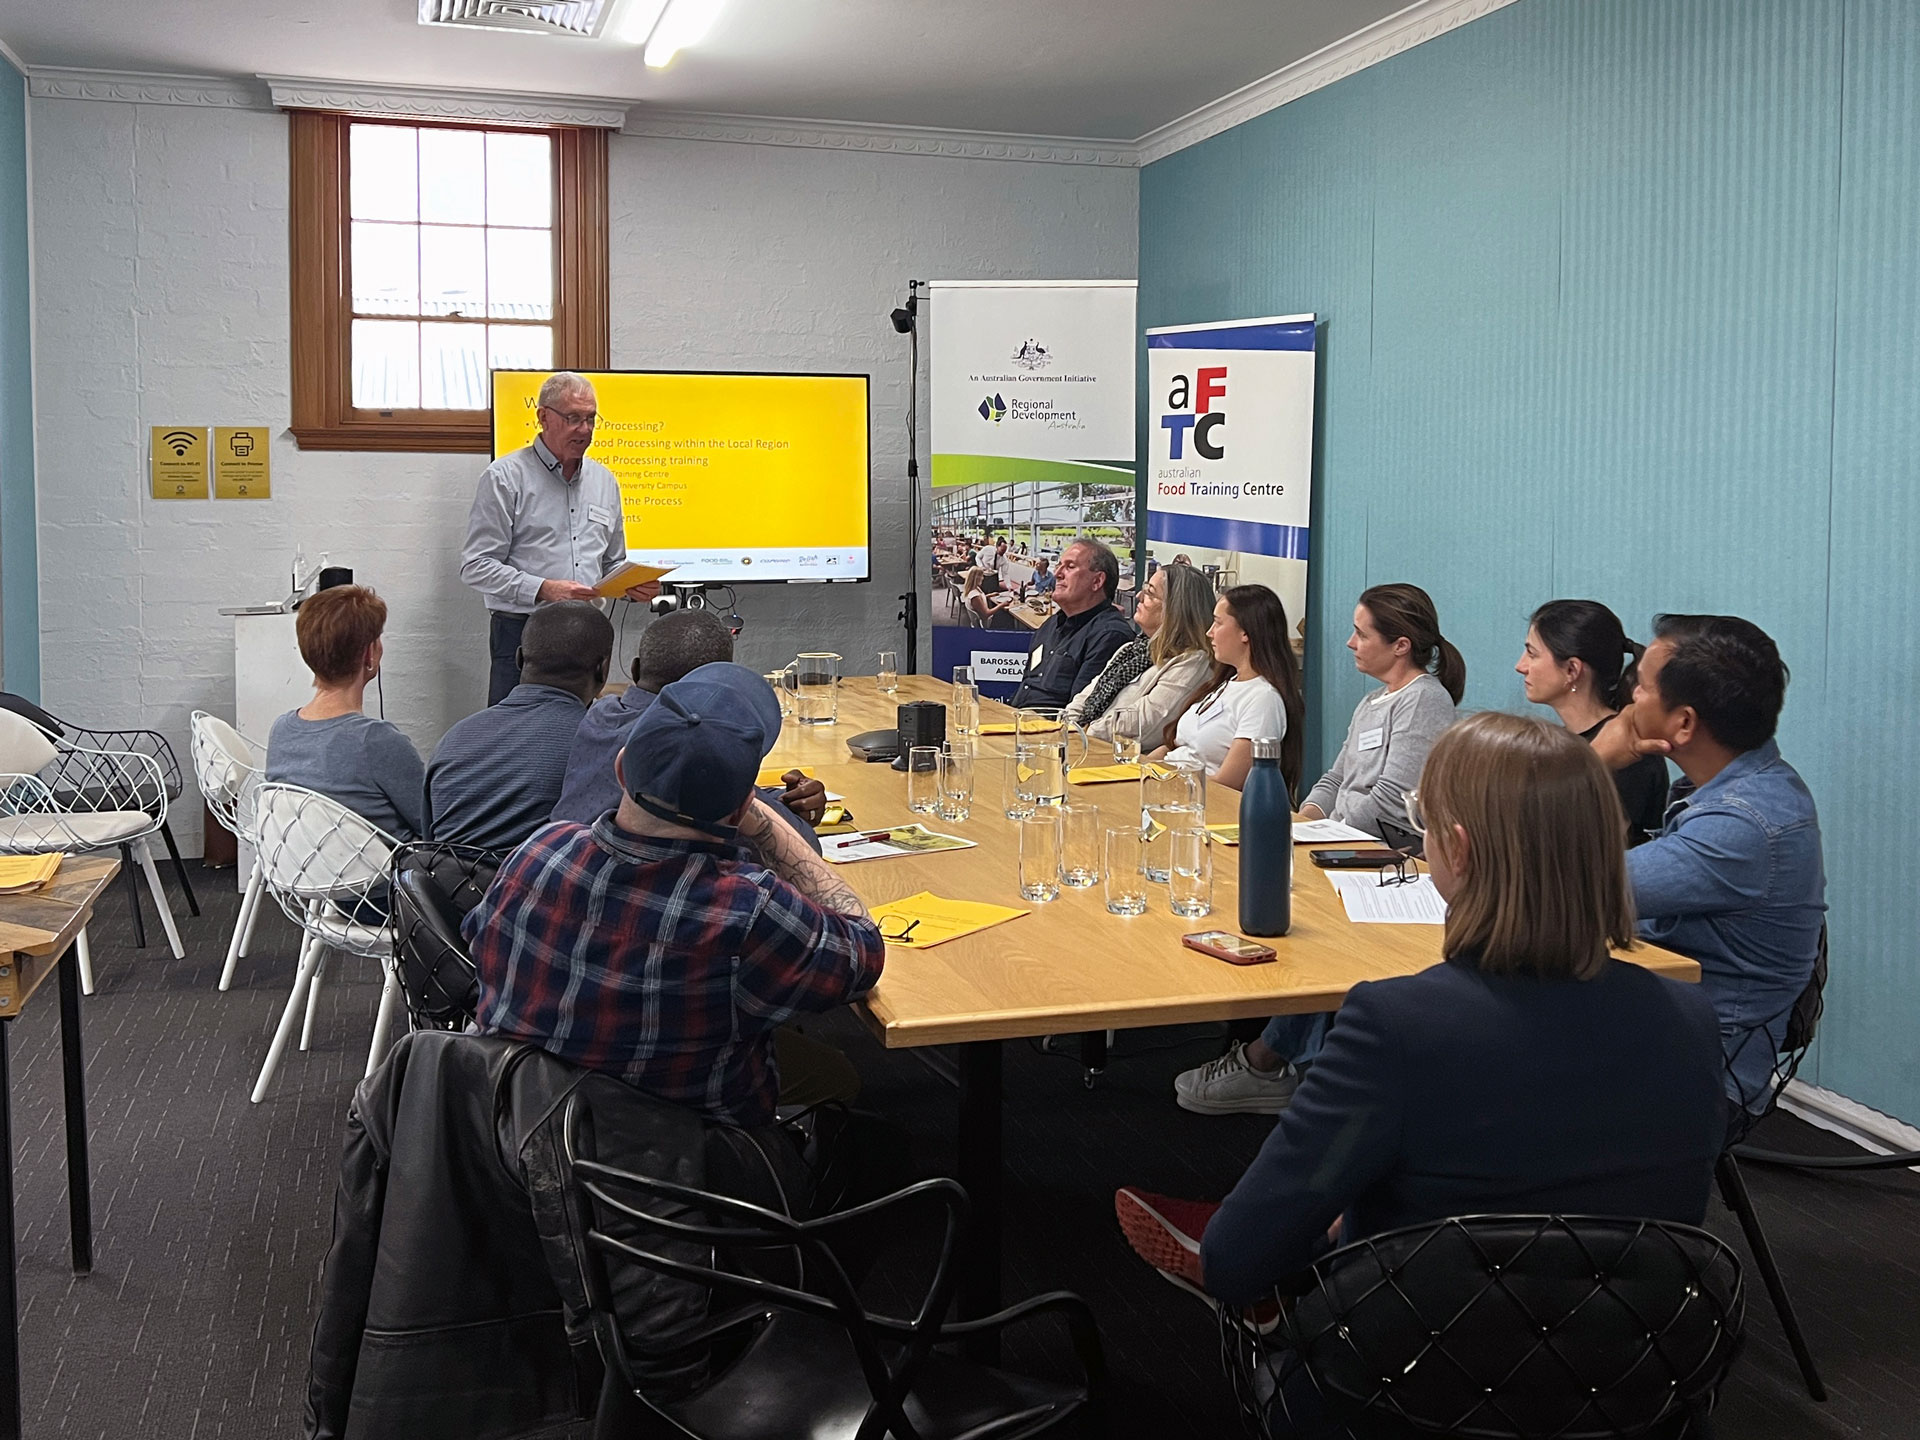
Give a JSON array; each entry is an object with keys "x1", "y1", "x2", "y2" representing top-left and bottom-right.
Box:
[{"x1": 1119, "y1": 711, "x2": 1726, "y2": 1318}]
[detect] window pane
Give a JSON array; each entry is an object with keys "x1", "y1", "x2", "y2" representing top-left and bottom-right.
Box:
[
  {"x1": 487, "y1": 131, "x2": 552, "y2": 228},
  {"x1": 486, "y1": 228, "x2": 553, "y2": 320},
  {"x1": 489, "y1": 324, "x2": 552, "y2": 373},
  {"x1": 421, "y1": 322, "x2": 488, "y2": 410},
  {"x1": 419, "y1": 129, "x2": 486, "y2": 226},
  {"x1": 352, "y1": 320, "x2": 420, "y2": 408},
  {"x1": 420, "y1": 225, "x2": 486, "y2": 317},
  {"x1": 350, "y1": 124, "x2": 418, "y2": 222},
  {"x1": 350, "y1": 221, "x2": 419, "y2": 315}
]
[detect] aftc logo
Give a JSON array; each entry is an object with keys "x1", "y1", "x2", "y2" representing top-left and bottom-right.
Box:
[
  {"x1": 978, "y1": 393, "x2": 1007, "y2": 423},
  {"x1": 1160, "y1": 366, "x2": 1227, "y2": 460}
]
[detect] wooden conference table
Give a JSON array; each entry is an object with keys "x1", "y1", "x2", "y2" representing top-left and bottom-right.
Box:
[
  {"x1": 0, "y1": 853, "x2": 114, "y2": 1440},
  {"x1": 768, "y1": 676, "x2": 1698, "y2": 1342}
]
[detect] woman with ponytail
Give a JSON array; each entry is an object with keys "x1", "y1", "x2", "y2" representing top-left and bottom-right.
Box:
[
  {"x1": 1295, "y1": 584, "x2": 1463, "y2": 839},
  {"x1": 1517, "y1": 599, "x2": 1669, "y2": 843},
  {"x1": 1175, "y1": 583, "x2": 1462, "y2": 1117}
]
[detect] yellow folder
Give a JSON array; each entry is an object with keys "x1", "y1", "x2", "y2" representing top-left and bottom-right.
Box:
[
  {"x1": 593, "y1": 562, "x2": 675, "y2": 599},
  {"x1": 870, "y1": 891, "x2": 1029, "y2": 949},
  {"x1": 0, "y1": 853, "x2": 63, "y2": 893}
]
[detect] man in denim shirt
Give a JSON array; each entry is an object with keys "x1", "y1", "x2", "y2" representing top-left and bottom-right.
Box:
[{"x1": 1595, "y1": 615, "x2": 1825, "y2": 1108}]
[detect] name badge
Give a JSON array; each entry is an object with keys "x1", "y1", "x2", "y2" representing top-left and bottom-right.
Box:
[
  {"x1": 1358, "y1": 727, "x2": 1385, "y2": 752},
  {"x1": 1027, "y1": 645, "x2": 1045, "y2": 669},
  {"x1": 587, "y1": 504, "x2": 614, "y2": 528}
]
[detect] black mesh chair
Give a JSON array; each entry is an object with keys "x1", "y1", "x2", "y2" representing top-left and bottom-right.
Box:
[
  {"x1": 562, "y1": 1097, "x2": 1108, "y2": 1440},
  {"x1": 1715, "y1": 928, "x2": 1830, "y2": 1402},
  {"x1": 389, "y1": 841, "x2": 503, "y2": 1032},
  {"x1": 1250, "y1": 1215, "x2": 1744, "y2": 1440}
]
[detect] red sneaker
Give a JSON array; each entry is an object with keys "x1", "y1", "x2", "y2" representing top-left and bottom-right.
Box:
[
  {"x1": 1114, "y1": 1187, "x2": 1216, "y2": 1288},
  {"x1": 1114, "y1": 1187, "x2": 1281, "y2": 1334}
]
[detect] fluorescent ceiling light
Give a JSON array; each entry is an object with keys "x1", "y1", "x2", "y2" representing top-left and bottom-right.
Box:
[{"x1": 644, "y1": 0, "x2": 726, "y2": 67}]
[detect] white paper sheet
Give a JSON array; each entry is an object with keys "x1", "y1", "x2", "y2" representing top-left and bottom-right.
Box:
[
  {"x1": 1324, "y1": 869, "x2": 1448, "y2": 924},
  {"x1": 1292, "y1": 818, "x2": 1379, "y2": 844}
]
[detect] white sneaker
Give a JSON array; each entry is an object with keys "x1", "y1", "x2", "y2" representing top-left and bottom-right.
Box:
[{"x1": 1173, "y1": 1044, "x2": 1302, "y2": 1115}]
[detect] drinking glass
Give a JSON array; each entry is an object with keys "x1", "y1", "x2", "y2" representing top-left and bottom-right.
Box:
[
  {"x1": 1104, "y1": 827, "x2": 1149, "y2": 916},
  {"x1": 791, "y1": 651, "x2": 842, "y2": 726},
  {"x1": 763, "y1": 670, "x2": 793, "y2": 719},
  {"x1": 876, "y1": 651, "x2": 899, "y2": 694},
  {"x1": 906, "y1": 745, "x2": 941, "y2": 814},
  {"x1": 1060, "y1": 803, "x2": 1102, "y2": 888},
  {"x1": 1109, "y1": 702, "x2": 1143, "y2": 765},
  {"x1": 1001, "y1": 754, "x2": 1037, "y2": 820},
  {"x1": 937, "y1": 744, "x2": 974, "y2": 822},
  {"x1": 1168, "y1": 827, "x2": 1212, "y2": 918},
  {"x1": 1018, "y1": 810, "x2": 1063, "y2": 902},
  {"x1": 950, "y1": 666, "x2": 980, "y2": 739},
  {"x1": 1141, "y1": 759, "x2": 1206, "y2": 883}
]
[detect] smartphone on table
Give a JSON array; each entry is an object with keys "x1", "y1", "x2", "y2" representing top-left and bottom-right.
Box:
[
  {"x1": 1309, "y1": 849, "x2": 1405, "y2": 869},
  {"x1": 1182, "y1": 931, "x2": 1278, "y2": 966}
]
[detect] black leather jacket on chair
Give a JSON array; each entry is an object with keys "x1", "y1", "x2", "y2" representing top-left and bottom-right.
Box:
[{"x1": 305, "y1": 1031, "x2": 804, "y2": 1440}]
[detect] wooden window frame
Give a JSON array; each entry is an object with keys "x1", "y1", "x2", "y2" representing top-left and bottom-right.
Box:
[{"x1": 289, "y1": 110, "x2": 609, "y2": 454}]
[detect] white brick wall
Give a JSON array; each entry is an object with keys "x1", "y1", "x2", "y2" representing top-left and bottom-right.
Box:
[{"x1": 29, "y1": 98, "x2": 1138, "y2": 852}]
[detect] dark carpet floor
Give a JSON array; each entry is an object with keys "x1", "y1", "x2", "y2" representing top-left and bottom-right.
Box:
[{"x1": 3, "y1": 865, "x2": 1915, "y2": 1436}]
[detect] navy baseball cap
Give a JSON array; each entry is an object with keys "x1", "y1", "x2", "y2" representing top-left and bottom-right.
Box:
[{"x1": 622, "y1": 662, "x2": 781, "y2": 834}]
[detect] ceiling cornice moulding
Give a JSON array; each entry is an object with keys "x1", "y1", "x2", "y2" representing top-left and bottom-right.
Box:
[
  {"x1": 621, "y1": 108, "x2": 1136, "y2": 168},
  {"x1": 28, "y1": 66, "x2": 266, "y2": 109},
  {"x1": 261, "y1": 75, "x2": 631, "y2": 128},
  {"x1": 1133, "y1": 0, "x2": 1523, "y2": 164}
]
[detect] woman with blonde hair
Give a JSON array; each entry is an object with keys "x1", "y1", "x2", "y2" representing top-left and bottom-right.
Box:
[
  {"x1": 1063, "y1": 561, "x2": 1214, "y2": 742},
  {"x1": 959, "y1": 566, "x2": 1015, "y2": 629},
  {"x1": 1116, "y1": 713, "x2": 1725, "y2": 1426}
]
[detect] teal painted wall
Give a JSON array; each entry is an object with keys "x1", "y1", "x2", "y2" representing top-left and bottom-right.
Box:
[
  {"x1": 0, "y1": 57, "x2": 36, "y2": 702},
  {"x1": 1141, "y1": 0, "x2": 1919, "y2": 1119}
]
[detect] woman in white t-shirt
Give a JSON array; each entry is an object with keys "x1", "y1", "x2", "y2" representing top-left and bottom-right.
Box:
[{"x1": 1149, "y1": 584, "x2": 1305, "y2": 793}]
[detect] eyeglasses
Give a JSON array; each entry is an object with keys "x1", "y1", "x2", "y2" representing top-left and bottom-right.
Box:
[
  {"x1": 540, "y1": 407, "x2": 598, "y2": 429},
  {"x1": 1378, "y1": 854, "x2": 1419, "y2": 887},
  {"x1": 878, "y1": 916, "x2": 921, "y2": 943}
]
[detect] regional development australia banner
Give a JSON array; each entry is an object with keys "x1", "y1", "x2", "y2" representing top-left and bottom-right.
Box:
[
  {"x1": 928, "y1": 281, "x2": 1137, "y2": 696},
  {"x1": 1145, "y1": 314, "x2": 1317, "y2": 657}
]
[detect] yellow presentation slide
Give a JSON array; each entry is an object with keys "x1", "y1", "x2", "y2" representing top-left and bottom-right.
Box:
[{"x1": 492, "y1": 370, "x2": 870, "y2": 583}]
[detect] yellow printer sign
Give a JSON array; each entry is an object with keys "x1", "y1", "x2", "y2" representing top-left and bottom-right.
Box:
[{"x1": 214, "y1": 427, "x2": 271, "y2": 499}]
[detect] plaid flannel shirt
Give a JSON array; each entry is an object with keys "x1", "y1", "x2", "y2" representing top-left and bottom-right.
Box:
[{"x1": 465, "y1": 814, "x2": 885, "y2": 1125}]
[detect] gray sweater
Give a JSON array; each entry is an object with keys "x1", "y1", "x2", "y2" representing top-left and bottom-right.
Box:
[
  {"x1": 266, "y1": 710, "x2": 427, "y2": 842},
  {"x1": 1304, "y1": 674, "x2": 1458, "y2": 840}
]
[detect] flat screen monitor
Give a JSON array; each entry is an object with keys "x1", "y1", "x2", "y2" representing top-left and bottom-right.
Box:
[{"x1": 491, "y1": 369, "x2": 871, "y2": 584}]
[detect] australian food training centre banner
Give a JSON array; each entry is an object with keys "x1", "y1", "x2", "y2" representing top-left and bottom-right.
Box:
[
  {"x1": 1145, "y1": 314, "x2": 1317, "y2": 659},
  {"x1": 928, "y1": 281, "x2": 1137, "y2": 696}
]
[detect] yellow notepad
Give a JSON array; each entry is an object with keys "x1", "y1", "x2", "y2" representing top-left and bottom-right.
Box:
[
  {"x1": 1068, "y1": 763, "x2": 1146, "y2": 785},
  {"x1": 976, "y1": 722, "x2": 1019, "y2": 736},
  {"x1": 755, "y1": 765, "x2": 816, "y2": 789},
  {"x1": 593, "y1": 561, "x2": 675, "y2": 599},
  {"x1": 1206, "y1": 824, "x2": 1240, "y2": 846},
  {"x1": 870, "y1": 891, "x2": 1029, "y2": 949},
  {"x1": 0, "y1": 852, "x2": 63, "y2": 893}
]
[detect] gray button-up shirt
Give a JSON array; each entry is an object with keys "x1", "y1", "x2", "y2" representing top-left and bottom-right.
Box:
[{"x1": 460, "y1": 436, "x2": 628, "y2": 614}]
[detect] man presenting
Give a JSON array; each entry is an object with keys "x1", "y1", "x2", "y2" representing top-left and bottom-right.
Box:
[
  {"x1": 460, "y1": 371, "x2": 659, "y2": 705},
  {"x1": 1011, "y1": 537, "x2": 1135, "y2": 709}
]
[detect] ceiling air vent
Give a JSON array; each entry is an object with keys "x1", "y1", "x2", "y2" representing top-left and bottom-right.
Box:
[{"x1": 418, "y1": 0, "x2": 615, "y2": 39}]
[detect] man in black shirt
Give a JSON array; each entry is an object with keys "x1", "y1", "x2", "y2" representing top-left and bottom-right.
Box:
[{"x1": 1011, "y1": 537, "x2": 1136, "y2": 709}]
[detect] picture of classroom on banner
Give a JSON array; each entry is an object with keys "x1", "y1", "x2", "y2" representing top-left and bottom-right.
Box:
[
  {"x1": 1145, "y1": 315, "x2": 1317, "y2": 657},
  {"x1": 928, "y1": 281, "x2": 1137, "y2": 695}
]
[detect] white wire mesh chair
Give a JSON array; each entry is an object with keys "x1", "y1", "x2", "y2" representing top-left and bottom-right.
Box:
[
  {"x1": 189, "y1": 711, "x2": 268, "y2": 992},
  {"x1": 0, "y1": 708, "x2": 185, "y2": 994},
  {"x1": 248, "y1": 782, "x2": 405, "y2": 1103}
]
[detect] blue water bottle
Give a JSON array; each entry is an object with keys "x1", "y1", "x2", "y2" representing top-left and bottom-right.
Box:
[{"x1": 1238, "y1": 736, "x2": 1292, "y2": 937}]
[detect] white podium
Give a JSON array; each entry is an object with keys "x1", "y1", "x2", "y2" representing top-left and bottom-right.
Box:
[{"x1": 219, "y1": 604, "x2": 311, "y2": 886}]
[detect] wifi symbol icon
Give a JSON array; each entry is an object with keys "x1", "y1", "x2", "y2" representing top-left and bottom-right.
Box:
[{"x1": 161, "y1": 431, "x2": 198, "y2": 457}]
